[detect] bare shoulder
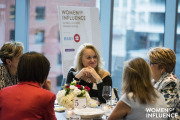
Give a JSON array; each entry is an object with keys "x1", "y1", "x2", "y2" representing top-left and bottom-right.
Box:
[{"x1": 107, "y1": 100, "x2": 131, "y2": 120}]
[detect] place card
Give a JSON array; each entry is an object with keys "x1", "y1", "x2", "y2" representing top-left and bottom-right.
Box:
[{"x1": 74, "y1": 97, "x2": 87, "y2": 109}]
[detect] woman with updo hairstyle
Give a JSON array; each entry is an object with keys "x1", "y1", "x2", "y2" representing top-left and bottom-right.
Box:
[
  {"x1": 147, "y1": 47, "x2": 180, "y2": 119},
  {"x1": 0, "y1": 41, "x2": 23, "y2": 90}
]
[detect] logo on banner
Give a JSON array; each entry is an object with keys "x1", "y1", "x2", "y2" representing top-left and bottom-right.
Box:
[
  {"x1": 64, "y1": 37, "x2": 73, "y2": 40},
  {"x1": 74, "y1": 34, "x2": 80, "y2": 42}
]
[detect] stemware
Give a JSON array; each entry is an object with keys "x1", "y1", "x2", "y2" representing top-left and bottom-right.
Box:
[{"x1": 102, "y1": 86, "x2": 112, "y2": 104}]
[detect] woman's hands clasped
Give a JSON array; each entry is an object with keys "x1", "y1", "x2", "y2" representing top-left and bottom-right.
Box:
[{"x1": 75, "y1": 66, "x2": 101, "y2": 83}]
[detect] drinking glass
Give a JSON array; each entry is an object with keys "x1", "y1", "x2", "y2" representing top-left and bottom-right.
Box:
[
  {"x1": 89, "y1": 97, "x2": 99, "y2": 108},
  {"x1": 102, "y1": 86, "x2": 112, "y2": 104},
  {"x1": 69, "y1": 115, "x2": 81, "y2": 120}
]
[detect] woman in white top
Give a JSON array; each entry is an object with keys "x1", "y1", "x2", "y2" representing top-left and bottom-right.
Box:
[{"x1": 108, "y1": 57, "x2": 167, "y2": 120}]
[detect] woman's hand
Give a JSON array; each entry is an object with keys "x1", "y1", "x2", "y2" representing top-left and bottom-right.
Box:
[
  {"x1": 42, "y1": 79, "x2": 51, "y2": 91},
  {"x1": 87, "y1": 67, "x2": 101, "y2": 82},
  {"x1": 75, "y1": 67, "x2": 91, "y2": 79},
  {"x1": 75, "y1": 67, "x2": 102, "y2": 83}
]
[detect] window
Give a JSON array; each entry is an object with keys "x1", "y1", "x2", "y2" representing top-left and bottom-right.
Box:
[
  {"x1": 35, "y1": 30, "x2": 44, "y2": 43},
  {"x1": 111, "y1": 0, "x2": 165, "y2": 93},
  {"x1": 29, "y1": 0, "x2": 99, "y2": 94},
  {"x1": 0, "y1": 0, "x2": 15, "y2": 45},
  {"x1": 10, "y1": 5, "x2": 15, "y2": 21},
  {"x1": 10, "y1": 29, "x2": 15, "y2": 40},
  {"x1": 56, "y1": 75, "x2": 63, "y2": 87},
  {"x1": 35, "y1": 7, "x2": 45, "y2": 20},
  {"x1": 175, "y1": 0, "x2": 180, "y2": 78}
]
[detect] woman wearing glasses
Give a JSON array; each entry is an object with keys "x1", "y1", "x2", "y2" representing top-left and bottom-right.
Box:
[{"x1": 147, "y1": 47, "x2": 180, "y2": 119}]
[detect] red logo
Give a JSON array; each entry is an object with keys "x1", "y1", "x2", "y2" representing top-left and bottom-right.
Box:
[{"x1": 74, "y1": 34, "x2": 80, "y2": 42}]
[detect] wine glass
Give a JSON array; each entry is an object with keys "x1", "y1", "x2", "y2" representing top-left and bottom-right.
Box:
[{"x1": 102, "y1": 86, "x2": 112, "y2": 104}]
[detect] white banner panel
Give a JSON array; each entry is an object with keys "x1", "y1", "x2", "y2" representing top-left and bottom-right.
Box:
[{"x1": 58, "y1": 6, "x2": 102, "y2": 79}]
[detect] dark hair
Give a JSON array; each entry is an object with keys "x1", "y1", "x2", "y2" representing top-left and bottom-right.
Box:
[{"x1": 17, "y1": 51, "x2": 50, "y2": 84}]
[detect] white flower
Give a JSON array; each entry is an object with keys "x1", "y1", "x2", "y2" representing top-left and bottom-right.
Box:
[
  {"x1": 70, "y1": 85, "x2": 76, "y2": 90},
  {"x1": 56, "y1": 81, "x2": 91, "y2": 108},
  {"x1": 73, "y1": 88, "x2": 81, "y2": 95},
  {"x1": 56, "y1": 90, "x2": 66, "y2": 98}
]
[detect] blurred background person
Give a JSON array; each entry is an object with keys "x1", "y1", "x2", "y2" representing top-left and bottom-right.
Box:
[
  {"x1": 0, "y1": 41, "x2": 23, "y2": 90},
  {"x1": 66, "y1": 43, "x2": 112, "y2": 103},
  {"x1": 147, "y1": 47, "x2": 180, "y2": 119},
  {"x1": 108, "y1": 57, "x2": 167, "y2": 120},
  {"x1": 0, "y1": 52, "x2": 56, "y2": 120}
]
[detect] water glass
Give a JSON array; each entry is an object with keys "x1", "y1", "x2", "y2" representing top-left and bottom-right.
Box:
[{"x1": 69, "y1": 115, "x2": 81, "y2": 120}]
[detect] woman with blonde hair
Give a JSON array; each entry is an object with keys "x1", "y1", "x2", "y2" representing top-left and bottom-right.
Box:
[
  {"x1": 66, "y1": 43, "x2": 112, "y2": 103},
  {"x1": 147, "y1": 47, "x2": 180, "y2": 119},
  {"x1": 0, "y1": 41, "x2": 23, "y2": 90},
  {"x1": 108, "y1": 57, "x2": 167, "y2": 120}
]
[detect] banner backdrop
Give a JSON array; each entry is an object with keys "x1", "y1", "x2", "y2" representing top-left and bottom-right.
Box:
[{"x1": 58, "y1": 6, "x2": 102, "y2": 79}]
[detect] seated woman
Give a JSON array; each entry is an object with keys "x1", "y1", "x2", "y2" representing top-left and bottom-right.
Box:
[
  {"x1": 0, "y1": 41, "x2": 23, "y2": 90},
  {"x1": 108, "y1": 57, "x2": 167, "y2": 120},
  {"x1": 0, "y1": 52, "x2": 56, "y2": 120},
  {"x1": 147, "y1": 47, "x2": 180, "y2": 119},
  {"x1": 66, "y1": 43, "x2": 112, "y2": 103}
]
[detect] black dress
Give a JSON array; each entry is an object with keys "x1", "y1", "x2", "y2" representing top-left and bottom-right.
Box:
[{"x1": 66, "y1": 68, "x2": 112, "y2": 103}]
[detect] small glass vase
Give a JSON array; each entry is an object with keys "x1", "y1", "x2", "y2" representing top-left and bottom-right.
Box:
[{"x1": 66, "y1": 108, "x2": 73, "y2": 118}]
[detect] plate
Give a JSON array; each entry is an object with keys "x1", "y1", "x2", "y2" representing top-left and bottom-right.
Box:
[
  {"x1": 73, "y1": 108, "x2": 104, "y2": 119},
  {"x1": 54, "y1": 107, "x2": 66, "y2": 112}
]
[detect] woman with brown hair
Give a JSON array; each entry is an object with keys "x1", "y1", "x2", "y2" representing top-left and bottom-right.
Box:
[{"x1": 108, "y1": 57, "x2": 167, "y2": 120}]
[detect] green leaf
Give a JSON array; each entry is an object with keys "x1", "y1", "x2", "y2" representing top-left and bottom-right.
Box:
[{"x1": 65, "y1": 89, "x2": 70, "y2": 96}]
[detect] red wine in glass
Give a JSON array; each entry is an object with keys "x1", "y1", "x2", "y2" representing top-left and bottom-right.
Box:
[{"x1": 102, "y1": 86, "x2": 112, "y2": 103}]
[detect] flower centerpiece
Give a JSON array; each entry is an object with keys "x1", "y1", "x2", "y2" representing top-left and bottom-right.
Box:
[{"x1": 56, "y1": 80, "x2": 91, "y2": 108}]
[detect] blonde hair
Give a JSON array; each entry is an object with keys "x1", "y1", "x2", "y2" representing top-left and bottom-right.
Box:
[
  {"x1": 122, "y1": 57, "x2": 158, "y2": 104},
  {"x1": 147, "y1": 47, "x2": 176, "y2": 73},
  {"x1": 73, "y1": 43, "x2": 103, "y2": 75},
  {"x1": 0, "y1": 41, "x2": 24, "y2": 64}
]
